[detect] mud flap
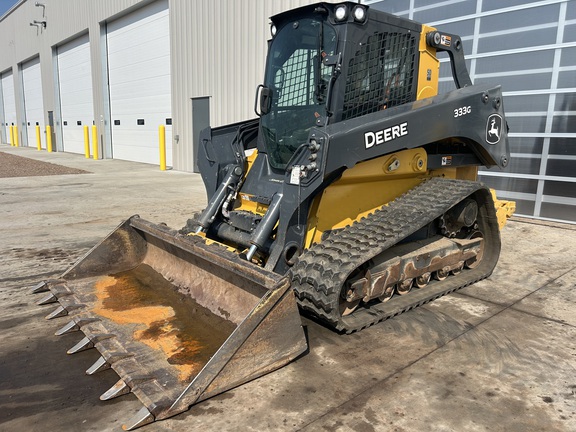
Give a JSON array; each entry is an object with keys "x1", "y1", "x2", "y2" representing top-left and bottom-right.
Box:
[{"x1": 33, "y1": 216, "x2": 307, "y2": 429}]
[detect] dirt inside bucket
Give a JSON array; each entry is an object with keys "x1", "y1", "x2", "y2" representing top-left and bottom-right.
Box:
[{"x1": 93, "y1": 263, "x2": 237, "y2": 381}]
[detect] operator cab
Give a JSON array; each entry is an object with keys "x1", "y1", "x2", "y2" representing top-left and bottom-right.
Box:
[{"x1": 256, "y1": 2, "x2": 420, "y2": 170}]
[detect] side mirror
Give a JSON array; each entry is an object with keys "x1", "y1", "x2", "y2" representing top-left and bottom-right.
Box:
[{"x1": 254, "y1": 84, "x2": 272, "y2": 116}]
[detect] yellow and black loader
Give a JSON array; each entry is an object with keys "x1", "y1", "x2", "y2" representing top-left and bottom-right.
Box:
[{"x1": 33, "y1": 2, "x2": 515, "y2": 429}]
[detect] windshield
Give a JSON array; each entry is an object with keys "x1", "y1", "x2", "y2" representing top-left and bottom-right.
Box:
[{"x1": 261, "y1": 18, "x2": 337, "y2": 169}]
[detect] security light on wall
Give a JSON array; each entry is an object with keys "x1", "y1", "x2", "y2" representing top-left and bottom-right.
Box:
[{"x1": 31, "y1": 19, "x2": 46, "y2": 28}]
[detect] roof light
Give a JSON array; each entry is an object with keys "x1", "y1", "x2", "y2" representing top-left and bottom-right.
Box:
[
  {"x1": 352, "y1": 5, "x2": 367, "y2": 23},
  {"x1": 334, "y1": 4, "x2": 348, "y2": 22}
]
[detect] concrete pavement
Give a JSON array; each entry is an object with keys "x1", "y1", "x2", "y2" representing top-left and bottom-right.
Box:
[{"x1": 1, "y1": 144, "x2": 575, "y2": 432}]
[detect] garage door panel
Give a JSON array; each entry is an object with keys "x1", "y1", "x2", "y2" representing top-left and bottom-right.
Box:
[
  {"x1": 107, "y1": 27, "x2": 169, "y2": 54},
  {"x1": 60, "y1": 64, "x2": 92, "y2": 80},
  {"x1": 107, "y1": 58, "x2": 170, "y2": 81},
  {"x1": 112, "y1": 129, "x2": 172, "y2": 166},
  {"x1": 108, "y1": 65, "x2": 170, "y2": 86},
  {"x1": 108, "y1": 11, "x2": 168, "y2": 33},
  {"x1": 107, "y1": 44, "x2": 170, "y2": 73},
  {"x1": 58, "y1": 33, "x2": 93, "y2": 154},
  {"x1": 59, "y1": 49, "x2": 87, "y2": 60},
  {"x1": 63, "y1": 100, "x2": 93, "y2": 112},
  {"x1": 109, "y1": 77, "x2": 170, "y2": 99},
  {"x1": 60, "y1": 63, "x2": 92, "y2": 78},
  {"x1": 107, "y1": 2, "x2": 168, "y2": 36},
  {"x1": 61, "y1": 75, "x2": 93, "y2": 91},
  {"x1": 61, "y1": 127, "x2": 85, "y2": 147},
  {"x1": 107, "y1": 28, "x2": 169, "y2": 50},
  {"x1": 107, "y1": 14, "x2": 167, "y2": 37},
  {"x1": 107, "y1": 0, "x2": 171, "y2": 166},
  {"x1": 110, "y1": 102, "x2": 170, "y2": 119},
  {"x1": 62, "y1": 111, "x2": 92, "y2": 123},
  {"x1": 59, "y1": 53, "x2": 89, "y2": 67},
  {"x1": 110, "y1": 105, "x2": 171, "y2": 121},
  {"x1": 109, "y1": 82, "x2": 170, "y2": 99},
  {"x1": 62, "y1": 86, "x2": 93, "y2": 99},
  {"x1": 58, "y1": 35, "x2": 89, "y2": 56}
]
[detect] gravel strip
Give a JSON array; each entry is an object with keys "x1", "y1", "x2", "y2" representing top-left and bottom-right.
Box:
[{"x1": 0, "y1": 151, "x2": 91, "y2": 178}]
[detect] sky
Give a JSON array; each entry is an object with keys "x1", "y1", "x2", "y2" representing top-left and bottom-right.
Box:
[{"x1": 0, "y1": 0, "x2": 18, "y2": 17}]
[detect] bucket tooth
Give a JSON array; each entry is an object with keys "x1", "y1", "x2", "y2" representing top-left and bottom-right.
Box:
[
  {"x1": 86, "y1": 356, "x2": 110, "y2": 375},
  {"x1": 66, "y1": 333, "x2": 113, "y2": 355},
  {"x1": 55, "y1": 318, "x2": 100, "y2": 336},
  {"x1": 37, "y1": 292, "x2": 58, "y2": 305},
  {"x1": 123, "y1": 407, "x2": 154, "y2": 431},
  {"x1": 55, "y1": 320, "x2": 80, "y2": 336},
  {"x1": 67, "y1": 336, "x2": 94, "y2": 354},
  {"x1": 45, "y1": 305, "x2": 68, "y2": 320},
  {"x1": 100, "y1": 379, "x2": 130, "y2": 401},
  {"x1": 31, "y1": 281, "x2": 49, "y2": 294}
]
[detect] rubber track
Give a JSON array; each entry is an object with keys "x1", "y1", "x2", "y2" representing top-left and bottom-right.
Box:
[{"x1": 290, "y1": 177, "x2": 498, "y2": 333}]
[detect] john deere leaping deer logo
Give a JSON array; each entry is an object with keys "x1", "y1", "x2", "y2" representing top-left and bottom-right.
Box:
[{"x1": 486, "y1": 114, "x2": 502, "y2": 145}]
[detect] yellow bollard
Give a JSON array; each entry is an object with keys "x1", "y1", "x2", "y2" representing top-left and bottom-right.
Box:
[
  {"x1": 158, "y1": 125, "x2": 166, "y2": 171},
  {"x1": 83, "y1": 125, "x2": 90, "y2": 158},
  {"x1": 92, "y1": 125, "x2": 98, "y2": 160},
  {"x1": 36, "y1": 125, "x2": 42, "y2": 150},
  {"x1": 9, "y1": 125, "x2": 14, "y2": 146},
  {"x1": 46, "y1": 125, "x2": 53, "y2": 152},
  {"x1": 14, "y1": 126, "x2": 19, "y2": 147}
]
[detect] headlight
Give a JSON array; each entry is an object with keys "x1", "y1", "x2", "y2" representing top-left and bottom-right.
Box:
[
  {"x1": 270, "y1": 24, "x2": 277, "y2": 37},
  {"x1": 334, "y1": 4, "x2": 348, "y2": 21},
  {"x1": 352, "y1": 5, "x2": 367, "y2": 23}
]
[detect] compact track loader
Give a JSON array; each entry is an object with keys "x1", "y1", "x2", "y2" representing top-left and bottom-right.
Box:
[{"x1": 33, "y1": 2, "x2": 514, "y2": 429}]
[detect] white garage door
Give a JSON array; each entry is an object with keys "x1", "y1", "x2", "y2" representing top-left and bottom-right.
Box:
[
  {"x1": 107, "y1": 0, "x2": 172, "y2": 165},
  {"x1": 22, "y1": 57, "x2": 45, "y2": 148},
  {"x1": 57, "y1": 34, "x2": 94, "y2": 154},
  {"x1": 1, "y1": 71, "x2": 16, "y2": 145}
]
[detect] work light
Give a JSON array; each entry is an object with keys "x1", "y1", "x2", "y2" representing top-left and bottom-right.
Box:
[
  {"x1": 353, "y1": 5, "x2": 367, "y2": 22},
  {"x1": 335, "y1": 4, "x2": 348, "y2": 21}
]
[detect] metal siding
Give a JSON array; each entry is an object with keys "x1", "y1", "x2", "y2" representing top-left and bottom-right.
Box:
[{"x1": 169, "y1": 0, "x2": 325, "y2": 172}]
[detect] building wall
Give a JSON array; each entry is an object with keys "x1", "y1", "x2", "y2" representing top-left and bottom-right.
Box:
[
  {"x1": 3, "y1": 0, "x2": 574, "y2": 224},
  {"x1": 0, "y1": 0, "x2": 319, "y2": 171},
  {"x1": 168, "y1": 0, "x2": 329, "y2": 171},
  {"x1": 365, "y1": 0, "x2": 576, "y2": 225}
]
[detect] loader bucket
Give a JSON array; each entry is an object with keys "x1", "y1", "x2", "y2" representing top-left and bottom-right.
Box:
[{"x1": 32, "y1": 216, "x2": 307, "y2": 430}]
